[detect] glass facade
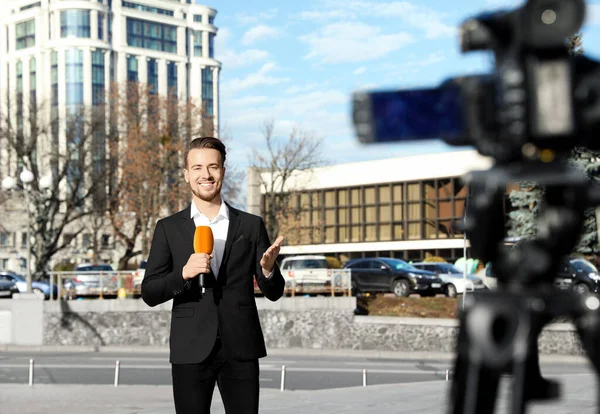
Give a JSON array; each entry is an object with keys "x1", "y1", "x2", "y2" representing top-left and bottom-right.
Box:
[
  {"x1": 167, "y1": 61, "x2": 177, "y2": 97},
  {"x1": 29, "y1": 57, "x2": 36, "y2": 108},
  {"x1": 122, "y1": 1, "x2": 174, "y2": 16},
  {"x1": 61, "y1": 10, "x2": 91, "y2": 38},
  {"x1": 16, "y1": 61, "x2": 23, "y2": 134},
  {"x1": 147, "y1": 58, "x2": 158, "y2": 94},
  {"x1": 65, "y1": 49, "x2": 84, "y2": 109},
  {"x1": 262, "y1": 177, "x2": 471, "y2": 258},
  {"x1": 209, "y1": 33, "x2": 214, "y2": 58},
  {"x1": 193, "y1": 31, "x2": 202, "y2": 57},
  {"x1": 98, "y1": 12, "x2": 104, "y2": 40},
  {"x1": 193, "y1": 15, "x2": 202, "y2": 23},
  {"x1": 127, "y1": 56, "x2": 138, "y2": 82},
  {"x1": 201, "y1": 67, "x2": 213, "y2": 116},
  {"x1": 126, "y1": 17, "x2": 177, "y2": 53},
  {"x1": 16, "y1": 19, "x2": 35, "y2": 50},
  {"x1": 92, "y1": 50, "x2": 105, "y2": 106}
]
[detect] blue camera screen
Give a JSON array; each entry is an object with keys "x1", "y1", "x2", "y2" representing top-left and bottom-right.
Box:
[{"x1": 369, "y1": 86, "x2": 465, "y2": 144}]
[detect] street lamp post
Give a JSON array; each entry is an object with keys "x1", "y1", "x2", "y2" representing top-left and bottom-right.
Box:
[{"x1": 2, "y1": 169, "x2": 46, "y2": 293}]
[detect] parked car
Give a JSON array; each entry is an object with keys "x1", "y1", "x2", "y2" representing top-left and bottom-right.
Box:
[
  {"x1": 411, "y1": 262, "x2": 486, "y2": 297},
  {"x1": 133, "y1": 260, "x2": 147, "y2": 288},
  {"x1": 63, "y1": 263, "x2": 114, "y2": 298},
  {"x1": 478, "y1": 257, "x2": 600, "y2": 294},
  {"x1": 280, "y1": 255, "x2": 342, "y2": 287},
  {"x1": 343, "y1": 257, "x2": 444, "y2": 297},
  {"x1": 0, "y1": 277, "x2": 20, "y2": 298},
  {"x1": 556, "y1": 257, "x2": 600, "y2": 294},
  {"x1": 0, "y1": 271, "x2": 58, "y2": 299}
]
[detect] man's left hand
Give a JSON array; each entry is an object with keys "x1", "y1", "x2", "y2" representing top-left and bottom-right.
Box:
[{"x1": 261, "y1": 236, "x2": 284, "y2": 277}]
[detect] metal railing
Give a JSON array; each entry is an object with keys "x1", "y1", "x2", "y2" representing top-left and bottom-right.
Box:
[{"x1": 47, "y1": 271, "x2": 140, "y2": 300}]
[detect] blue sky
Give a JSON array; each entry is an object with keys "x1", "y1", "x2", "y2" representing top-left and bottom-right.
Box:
[{"x1": 203, "y1": 0, "x2": 600, "y2": 171}]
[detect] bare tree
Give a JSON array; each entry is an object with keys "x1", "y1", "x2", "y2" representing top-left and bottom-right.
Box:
[
  {"x1": 0, "y1": 100, "x2": 107, "y2": 279},
  {"x1": 106, "y1": 81, "x2": 217, "y2": 270},
  {"x1": 249, "y1": 119, "x2": 327, "y2": 242}
]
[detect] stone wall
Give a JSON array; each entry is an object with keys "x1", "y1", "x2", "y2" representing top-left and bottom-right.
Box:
[{"x1": 42, "y1": 297, "x2": 585, "y2": 355}]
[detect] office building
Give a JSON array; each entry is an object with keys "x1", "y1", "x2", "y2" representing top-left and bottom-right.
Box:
[
  {"x1": 248, "y1": 150, "x2": 497, "y2": 263},
  {"x1": 0, "y1": 0, "x2": 221, "y2": 272}
]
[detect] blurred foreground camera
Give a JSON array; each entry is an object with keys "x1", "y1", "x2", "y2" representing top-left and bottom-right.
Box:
[
  {"x1": 352, "y1": 1, "x2": 600, "y2": 413},
  {"x1": 352, "y1": 0, "x2": 600, "y2": 164}
]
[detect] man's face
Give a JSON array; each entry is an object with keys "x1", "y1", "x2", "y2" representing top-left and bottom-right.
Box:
[{"x1": 184, "y1": 148, "x2": 225, "y2": 202}]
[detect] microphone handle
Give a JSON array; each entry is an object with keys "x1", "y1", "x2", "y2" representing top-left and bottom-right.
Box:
[{"x1": 200, "y1": 273, "x2": 205, "y2": 294}]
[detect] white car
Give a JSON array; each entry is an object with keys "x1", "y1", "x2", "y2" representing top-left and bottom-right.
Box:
[
  {"x1": 411, "y1": 262, "x2": 486, "y2": 297},
  {"x1": 279, "y1": 255, "x2": 342, "y2": 288}
]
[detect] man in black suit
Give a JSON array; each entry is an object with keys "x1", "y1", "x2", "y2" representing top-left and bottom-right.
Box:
[{"x1": 141, "y1": 136, "x2": 285, "y2": 414}]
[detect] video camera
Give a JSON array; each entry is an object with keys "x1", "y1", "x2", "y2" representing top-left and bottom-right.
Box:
[
  {"x1": 352, "y1": 1, "x2": 600, "y2": 413},
  {"x1": 353, "y1": 0, "x2": 600, "y2": 164}
]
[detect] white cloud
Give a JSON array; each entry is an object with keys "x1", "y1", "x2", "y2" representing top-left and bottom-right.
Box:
[
  {"x1": 228, "y1": 96, "x2": 271, "y2": 107},
  {"x1": 284, "y1": 81, "x2": 331, "y2": 95},
  {"x1": 353, "y1": 67, "x2": 366, "y2": 75},
  {"x1": 222, "y1": 62, "x2": 290, "y2": 94},
  {"x1": 300, "y1": 22, "x2": 414, "y2": 64},
  {"x1": 219, "y1": 49, "x2": 270, "y2": 69},
  {"x1": 586, "y1": 4, "x2": 600, "y2": 25},
  {"x1": 297, "y1": 1, "x2": 456, "y2": 39},
  {"x1": 236, "y1": 9, "x2": 279, "y2": 26},
  {"x1": 242, "y1": 25, "x2": 281, "y2": 45}
]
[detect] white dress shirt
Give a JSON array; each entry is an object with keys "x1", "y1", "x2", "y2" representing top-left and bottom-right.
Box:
[{"x1": 191, "y1": 199, "x2": 229, "y2": 278}]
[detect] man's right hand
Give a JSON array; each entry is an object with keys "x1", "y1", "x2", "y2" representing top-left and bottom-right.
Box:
[{"x1": 182, "y1": 253, "x2": 212, "y2": 280}]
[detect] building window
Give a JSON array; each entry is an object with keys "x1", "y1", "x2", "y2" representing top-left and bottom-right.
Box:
[
  {"x1": 193, "y1": 31, "x2": 202, "y2": 57},
  {"x1": 167, "y1": 61, "x2": 177, "y2": 97},
  {"x1": 122, "y1": 1, "x2": 174, "y2": 16},
  {"x1": 209, "y1": 15, "x2": 215, "y2": 25},
  {"x1": 16, "y1": 19, "x2": 35, "y2": 50},
  {"x1": 16, "y1": 61, "x2": 23, "y2": 135},
  {"x1": 0, "y1": 232, "x2": 12, "y2": 247},
  {"x1": 193, "y1": 14, "x2": 202, "y2": 23},
  {"x1": 82, "y1": 233, "x2": 91, "y2": 248},
  {"x1": 92, "y1": 50, "x2": 105, "y2": 105},
  {"x1": 65, "y1": 49, "x2": 84, "y2": 109},
  {"x1": 21, "y1": 233, "x2": 27, "y2": 248},
  {"x1": 29, "y1": 57, "x2": 36, "y2": 109},
  {"x1": 51, "y1": 52, "x2": 58, "y2": 107},
  {"x1": 127, "y1": 55, "x2": 138, "y2": 82},
  {"x1": 61, "y1": 10, "x2": 91, "y2": 38},
  {"x1": 126, "y1": 17, "x2": 177, "y2": 53},
  {"x1": 209, "y1": 33, "x2": 214, "y2": 58},
  {"x1": 202, "y1": 67, "x2": 213, "y2": 116},
  {"x1": 147, "y1": 58, "x2": 158, "y2": 94},
  {"x1": 101, "y1": 234, "x2": 110, "y2": 249},
  {"x1": 20, "y1": 2, "x2": 41, "y2": 11},
  {"x1": 108, "y1": 13, "x2": 112, "y2": 43},
  {"x1": 98, "y1": 12, "x2": 104, "y2": 40}
]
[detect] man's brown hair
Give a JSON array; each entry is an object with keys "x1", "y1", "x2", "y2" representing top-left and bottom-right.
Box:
[{"x1": 184, "y1": 136, "x2": 227, "y2": 168}]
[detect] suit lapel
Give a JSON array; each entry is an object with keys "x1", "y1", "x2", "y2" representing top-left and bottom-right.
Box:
[
  {"x1": 218, "y1": 203, "x2": 240, "y2": 277},
  {"x1": 181, "y1": 205, "x2": 195, "y2": 240}
]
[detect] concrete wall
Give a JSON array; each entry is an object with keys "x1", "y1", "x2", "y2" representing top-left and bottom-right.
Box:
[
  {"x1": 0, "y1": 294, "x2": 44, "y2": 346},
  {"x1": 34, "y1": 297, "x2": 586, "y2": 356}
]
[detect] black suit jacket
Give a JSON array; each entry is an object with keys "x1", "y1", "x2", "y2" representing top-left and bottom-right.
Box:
[{"x1": 141, "y1": 203, "x2": 285, "y2": 364}]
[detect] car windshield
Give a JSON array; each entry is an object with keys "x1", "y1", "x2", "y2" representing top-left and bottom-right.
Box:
[
  {"x1": 436, "y1": 263, "x2": 460, "y2": 273},
  {"x1": 570, "y1": 259, "x2": 598, "y2": 274},
  {"x1": 292, "y1": 259, "x2": 328, "y2": 269},
  {"x1": 77, "y1": 265, "x2": 113, "y2": 271},
  {"x1": 4, "y1": 273, "x2": 25, "y2": 282},
  {"x1": 380, "y1": 258, "x2": 413, "y2": 270}
]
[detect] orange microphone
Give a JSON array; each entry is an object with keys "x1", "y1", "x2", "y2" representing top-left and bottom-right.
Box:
[{"x1": 194, "y1": 226, "x2": 214, "y2": 294}]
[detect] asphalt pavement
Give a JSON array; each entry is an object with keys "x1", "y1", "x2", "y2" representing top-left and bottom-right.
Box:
[{"x1": 0, "y1": 348, "x2": 597, "y2": 413}]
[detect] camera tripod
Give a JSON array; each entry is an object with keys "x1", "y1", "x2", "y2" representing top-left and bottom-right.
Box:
[{"x1": 449, "y1": 160, "x2": 600, "y2": 414}]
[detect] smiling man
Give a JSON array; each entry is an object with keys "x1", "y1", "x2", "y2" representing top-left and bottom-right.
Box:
[{"x1": 141, "y1": 136, "x2": 285, "y2": 414}]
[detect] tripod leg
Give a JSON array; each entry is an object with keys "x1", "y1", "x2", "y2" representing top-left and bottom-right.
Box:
[{"x1": 449, "y1": 318, "x2": 502, "y2": 414}]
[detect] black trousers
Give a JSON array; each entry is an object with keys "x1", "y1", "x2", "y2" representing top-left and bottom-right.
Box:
[{"x1": 171, "y1": 337, "x2": 260, "y2": 414}]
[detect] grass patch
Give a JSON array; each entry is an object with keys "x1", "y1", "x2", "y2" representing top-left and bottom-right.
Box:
[{"x1": 357, "y1": 294, "x2": 460, "y2": 319}]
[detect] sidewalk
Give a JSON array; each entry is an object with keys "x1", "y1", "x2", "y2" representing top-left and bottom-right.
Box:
[{"x1": 0, "y1": 373, "x2": 596, "y2": 414}]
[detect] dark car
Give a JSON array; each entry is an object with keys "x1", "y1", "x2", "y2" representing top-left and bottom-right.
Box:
[
  {"x1": 343, "y1": 257, "x2": 444, "y2": 297},
  {"x1": 0, "y1": 271, "x2": 58, "y2": 299},
  {"x1": 555, "y1": 257, "x2": 600, "y2": 294},
  {"x1": 482, "y1": 257, "x2": 600, "y2": 294},
  {"x1": 0, "y1": 278, "x2": 20, "y2": 298}
]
